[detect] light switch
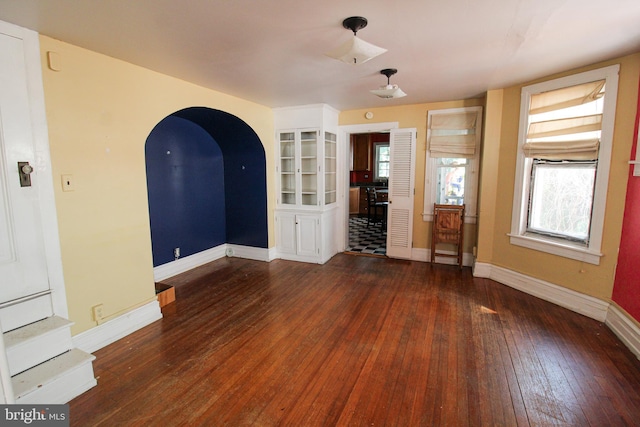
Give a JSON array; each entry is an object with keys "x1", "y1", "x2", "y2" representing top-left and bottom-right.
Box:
[{"x1": 61, "y1": 174, "x2": 74, "y2": 191}]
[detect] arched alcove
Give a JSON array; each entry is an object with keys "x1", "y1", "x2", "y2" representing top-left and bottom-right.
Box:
[{"x1": 145, "y1": 107, "x2": 267, "y2": 267}]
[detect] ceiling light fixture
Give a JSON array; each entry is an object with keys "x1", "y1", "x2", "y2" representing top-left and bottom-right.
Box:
[
  {"x1": 370, "y1": 68, "x2": 407, "y2": 99},
  {"x1": 325, "y1": 16, "x2": 387, "y2": 65}
]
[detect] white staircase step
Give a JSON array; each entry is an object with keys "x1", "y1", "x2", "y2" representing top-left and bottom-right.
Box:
[
  {"x1": 12, "y1": 348, "x2": 97, "y2": 404},
  {"x1": 0, "y1": 292, "x2": 54, "y2": 332},
  {"x1": 4, "y1": 316, "x2": 74, "y2": 376}
]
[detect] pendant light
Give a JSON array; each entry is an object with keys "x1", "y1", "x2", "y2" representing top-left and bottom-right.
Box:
[
  {"x1": 370, "y1": 68, "x2": 407, "y2": 99},
  {"x1": 326, "y1": 16, "x2": 387, "y2": 65}
]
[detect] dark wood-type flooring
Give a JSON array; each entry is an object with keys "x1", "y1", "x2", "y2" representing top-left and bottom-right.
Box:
[{"x1": 69, "y1": 254, "x2": 640, "y2": 426}]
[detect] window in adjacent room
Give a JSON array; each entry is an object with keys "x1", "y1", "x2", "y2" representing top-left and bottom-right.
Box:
[
  {"x1": 423, "y1": 106, "x2": 482, "y2": 222},
  {"x1": 509, "y1": 65, "x2": 619, "y2": 265},
  {"x1": 374, "y1": 143, "x2": 390, "y2": 180}
]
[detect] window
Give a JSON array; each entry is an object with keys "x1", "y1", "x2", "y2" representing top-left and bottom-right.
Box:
[
  {"x1": 423, "y1": 107, "x2": 482, "y2": 222},
  {"x1": 510, "y1": 65, "x2": 619, "y2": 264},
  {"x1": 374, "y1": 143, "x2": 390, "y2": 180}
]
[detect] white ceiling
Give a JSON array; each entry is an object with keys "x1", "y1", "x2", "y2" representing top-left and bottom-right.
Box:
[{"x1": 1, "y1": 0, "x2": 639, "y2": 111}]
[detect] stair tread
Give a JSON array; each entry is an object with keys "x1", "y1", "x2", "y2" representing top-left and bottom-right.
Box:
[
  {"x1": 3, "y1": 316, "x2": 72, "y2": 348},
  {"x1": 12, "y1": 348, "x2": 96, "y2": 398}
]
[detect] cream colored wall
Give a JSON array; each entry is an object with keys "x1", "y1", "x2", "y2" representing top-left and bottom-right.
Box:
[
  {"x1": 477, "y1": 53, "x2": 640, "y2": 300},
  {"x1": 340, "y1": 100, "x2": 484, "y2": 252},
  {"x1": 39, "y1": 36, "x2": 276, "y2": 334}
]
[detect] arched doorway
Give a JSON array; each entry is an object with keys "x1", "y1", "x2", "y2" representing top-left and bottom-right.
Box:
[{"x1": 145, "y1": 107, "x2": 267, "y2": 267}]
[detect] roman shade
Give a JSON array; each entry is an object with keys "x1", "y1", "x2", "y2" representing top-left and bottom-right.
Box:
[
  {"x1": 523, "y1": 80, "x2": 605, "y2": 161},
  {"x1": 428, "y1": 111, "x2": 479, "y2": 158}
]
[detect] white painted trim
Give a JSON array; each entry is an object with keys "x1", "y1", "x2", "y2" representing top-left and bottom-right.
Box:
[
  {"x1": 509, "y1": 234, "x2": 602, "y2": 265},
  {"x1": 606, "y1": 303, "x2": 640, "y2": 360},
  {"x1": 423, "y1": 106, "x2": 483, "y2": 220},
  {"x1": 338, "y1": 122, "x2": 399, "y2": 253},
  {"x1": 0, "y1": 20, "x2": 62, "y2": 404},
  {"x1": 472, "y1": 261, "x2": 492, "y2": 278},
  {"x1": 154, "y1": 244, "x2": 272, "y2": 282},
  {"x1": 72, "y1": 301, "x2": 162, "y2": 354},
  {"x1": 471, "y1": 262, "x2": 608, "y2": 321},
  {"x1": 227, "y1": 244, "x2": 273, "y2": 262},
  {"x1": 509, "y1": 65, "x2": 620, "y2": 264},
  {"x1": 0, "y1": 321, "x2": 13, "y2": 403},
  {"x1": 154, "y1": 245, "x2": 226, "y2": 281},
  {"x1": 1, "y1": 21, "x2": 70, "y2": 320}
]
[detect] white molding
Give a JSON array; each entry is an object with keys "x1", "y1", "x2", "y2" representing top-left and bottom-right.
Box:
[
  {"x1": 338, "y1": 122, "x2": 399, "y2": 252},
  {"x1": 472, "y1": 261, "x2": 492, "y2": 278},
  {"x1": 423, "y1": 106, "x2": 483, "y2": 220},
  {"x1": 509, "y1": 65, "x2": 619, "y2": 264},
  {"x1": 154, "y1": 244, "x2": 272, "y2": 282},
  {"x1": 509, "y1": 234, "x2": 602, "y2": 265},
  {"x1": 0, "y1": 21, "x2": 68, "y2": 319},
  {"x1": 606, "y1": 303, "x2": 640, "y2": 360},
  {"x1": 153, "y1": 245, "x2": 226, "y2": 282},
  {"x1": 227, "y1": 244, "x2": 273, "y2": 262},
  {"x1": 471, "y1": 263, "x2": 609, "y2": 321},
  {"x1": 72, "y1": 301, "x2": 162, "y2": 354}
]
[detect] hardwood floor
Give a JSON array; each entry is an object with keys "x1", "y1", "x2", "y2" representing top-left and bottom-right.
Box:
[{"x1": 69, "y1": 254, "x2": 640, "y2": 426}]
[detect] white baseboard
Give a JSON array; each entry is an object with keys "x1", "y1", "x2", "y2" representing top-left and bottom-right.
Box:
[
  {"x1": 72, "y1": 301, "x2": 162, "y2": 354},
  {"x1": 472, "y1": 262, "x2": 609, "y2": 322},
  {"x1": 153, "y1": 245, "x2": 226, "y2": 282},
  {"x1": 472, "y1": 261, "x2": 492, "y2": 278},
  {"x1": 606, "y1": 303, "x2": 640, "y2": 360},
  {"x1": 227, "y1": 244, "x2": 274, "y2": 262},
  {"x1": 154, "y1": 244, "x2": 273, "y2": 282}
]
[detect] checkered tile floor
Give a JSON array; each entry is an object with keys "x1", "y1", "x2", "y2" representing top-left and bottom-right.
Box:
[{"x1": 346, "y1": 216, "x2": 387, "y2": 256}]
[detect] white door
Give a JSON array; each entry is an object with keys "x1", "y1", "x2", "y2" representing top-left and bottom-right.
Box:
[
  {"x1": 386, "y1": 128, "x2": 417, "y2": 259},
  {"x1": 0, "y1": 27, "x2": 50, "y2": 306}
]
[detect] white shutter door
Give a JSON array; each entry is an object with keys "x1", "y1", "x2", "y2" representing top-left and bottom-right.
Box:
[{"x1": 386, "y1": 128, "x2": 416, "y2": 259}]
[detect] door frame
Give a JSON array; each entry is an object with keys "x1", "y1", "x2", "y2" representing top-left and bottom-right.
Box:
[
  {"x1": 338, "y1": 122, "x2": 399, "y2": 253},
  {"x1": 0, "y1": 20, "x2": 68, "y2": 319}
]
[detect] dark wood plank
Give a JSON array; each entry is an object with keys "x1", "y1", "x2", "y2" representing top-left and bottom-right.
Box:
[{"x1": 69, "y1": 255, "x2": 640, "y2": 426}]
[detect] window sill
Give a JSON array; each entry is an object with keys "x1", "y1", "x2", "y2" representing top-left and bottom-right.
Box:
[{"x1": 508, "y1": 233, "x2": 602, "y2": 265}]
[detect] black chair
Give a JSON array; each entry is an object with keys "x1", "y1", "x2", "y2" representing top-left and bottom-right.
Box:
[{"x1": 366, "y1": 187, "x2": 388, "y2": 229}]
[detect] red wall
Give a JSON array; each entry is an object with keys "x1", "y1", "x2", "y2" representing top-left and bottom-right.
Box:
[{"x1": 611, "y1": 77, "x2": 640, "y2": 322}]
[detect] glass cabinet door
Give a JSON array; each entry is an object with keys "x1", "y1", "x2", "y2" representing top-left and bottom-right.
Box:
[
  {"x1": 300, "y1": 130, "x2": 318, "y2": 206},
  {"x1": 324, "y1": 131, "x2": 337, "y2": 204},
  {"x1": 279, "y1": 132, "x2": 296, "y2": 205}
]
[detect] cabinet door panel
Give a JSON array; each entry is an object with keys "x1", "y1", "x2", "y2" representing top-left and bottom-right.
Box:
[
  {"x1": 296, "y1": 216, "x2": 318, "y2": 257},
  {"x1": 277, "y1": 213, "x2": 297, "y2": 254},
  {"x1": 353, "y1": 134, "x2": 370, "y2": 171}
]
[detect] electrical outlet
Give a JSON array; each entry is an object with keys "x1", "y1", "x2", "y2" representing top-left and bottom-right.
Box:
[
  {"x1": 61, "y1": 174, "x2": 75, "y2": 191},
  {"x1": 174, "y1": 247, "x2": 180, "y2": 260},
  {"x1": 92, "y1": 304, "x2": 104, "y2": 321}
]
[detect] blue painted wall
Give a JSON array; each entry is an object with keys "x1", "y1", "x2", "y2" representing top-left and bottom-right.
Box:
[{"x1": 146, "y1": 108, "x2": 268, "y2": 267}]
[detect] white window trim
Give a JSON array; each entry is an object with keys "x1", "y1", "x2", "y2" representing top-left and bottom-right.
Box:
[
  {"x1": 373, "y1": 142, "x2": 390, "y2": 181},
  {"x1": 423, "y1": 106, "x2": 482, "y2": 224},
  {"x1": 509, "y1": 64, "x2": 620, "y2": 265}
]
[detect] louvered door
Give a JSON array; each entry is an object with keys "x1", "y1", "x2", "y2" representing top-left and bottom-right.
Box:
[{"x1": 386, "y1": 128, "x2": 417, "y2": 259}]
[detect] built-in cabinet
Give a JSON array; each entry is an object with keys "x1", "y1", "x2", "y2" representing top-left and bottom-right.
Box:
[
  {"x1": 352, "y1": 133, "x2": 371, "y2": 171},
  {"x1": 274, "y1": 104, "x2": 339, "y2": 264}
]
